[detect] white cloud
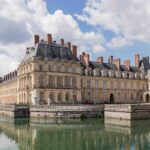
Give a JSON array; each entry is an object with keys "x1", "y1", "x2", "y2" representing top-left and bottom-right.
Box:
[
  {"x1": 107, "y1": 36, "x2": 132, "y2": 48},
  {"x1": 76, "y1": 0, "x2": 150, "y2": 43},
  {"x1": 0, "y1": 0, "x2": 105, "y2": 76}
]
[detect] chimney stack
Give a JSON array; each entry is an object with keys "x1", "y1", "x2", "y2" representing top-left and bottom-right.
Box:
[
  {"x1": 124, "y1": 60, "x2": 130, "y2": 70},
  {"x1": 97, "y1": 56, "x2": 104, "y2": 63},
  {"x1": 72, "y1": 45, "x2": 77, "y2": 59},
  {"x1": 65, "y1": 42, "x2": 71, "y2": 49},
  {"x1": 60, "y1": 38, "x2": 64, "y2": 45},
  {"x1": 47, "y1": 34, "x2": 52, "y2": 44},
  {"x1": 113, "y1": 59, "x2": 121, "y2": 70},
  {"x1": 109, "y1": 56, "x2": 113, "y2": 64},
  {"x1": 135, "y1": 54, "x2": 140, "y2": 68},
  {"x1": 80, "y1": 52, "x2": 90, "y2": 66},
  {"x1": 34, "y1": 35, "x2": 39, "y2": 44}
]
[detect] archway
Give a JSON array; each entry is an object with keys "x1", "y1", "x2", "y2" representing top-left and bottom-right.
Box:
[
  {"x1": 110, "y1": 93, "x2": 114, "y2": 104},
  {"x1": 146, "y1": 94, "x2": 150, "y2": 103},
  {"x1": 65, "y1": 92, "x2": 70, "y2": 102}
]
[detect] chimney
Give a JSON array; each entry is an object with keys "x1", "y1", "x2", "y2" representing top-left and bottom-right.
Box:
[
  {"x1": 124, "y1": 60, "x2": 130, "y2": 70},
  {"x1": 34, "y1": 35, "x2": 39, "y2": 44},
  {"x1": 97, "y1": 56, "x2": 103, "y2": 63},
  {"x1": 67, "y1": 42, "x2": 71, "y2": 49},
  {"x1": 60, "y1": 38, "x2": 64, "y2": 45},
  {"x1": 47, "y1": 34, "x2": 52, "y2": 44},
  {"x1": 72, "y1": 45, "x2": 77, "y2": 59},
  {"x1": 82, "y1": 53, "x2": 90, "y2": 66},
  {"x1": 135, "y1": 54, "x2": 140, "y2": 68},
  {"x1": 113, "y1": 59, "x2": 121, "y2": 70},
  {"x1": 109, "y1": 56, "x2": 113, "y2": 64}
]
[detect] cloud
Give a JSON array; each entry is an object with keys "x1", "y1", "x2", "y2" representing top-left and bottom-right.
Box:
[
  {"x1": 107, "y1": 36, "x2": 132, "y2": 48},
  {"x1": 76, "y1": 0, "x2": 150, "y2": 43},
  {"x1": 0, "y1": 0, "x2": 105, "y2": 76}
]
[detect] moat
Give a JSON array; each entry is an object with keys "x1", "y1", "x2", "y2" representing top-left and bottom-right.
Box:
[{"x1": 0, "y1": 118, "x2": 150, "y2": 150}]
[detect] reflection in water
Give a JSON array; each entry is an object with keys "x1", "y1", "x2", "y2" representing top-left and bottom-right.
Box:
[{"x1": 0, "y1": 118, "x2": 150, "y2": 150}]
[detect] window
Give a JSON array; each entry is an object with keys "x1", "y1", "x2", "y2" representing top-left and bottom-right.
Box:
[
  {"x1": 39, "y1": 75, "x2": 44, "y2": 87},
  {"x1": 49, "y1": 92, "x2": 54, "y2": 102},
  {"x1": 49, "y1": 66, "x2": 52, "y2": 71},
  {"x1": 49, "y1": 75, "x2": 55, "y2": 87},
  {"x1": 58, "y1": 92, "x2": 62, "y2": 102},
  {"x1": 57, "y1": 76, "x2": 63, "y2": 87},
  {"x1": 87, "y1": 80, "x2": 91, "y2": 88},
  {"x1": 65, "y1": 76, "x2": 71, "y2": 87},
  {"x1": 40, "y1": 92, "x2": 44, "y2": 102},
  {"x1": 110, "y1": 81, "x2": 114, "y2": 89},
  {"x1": 72, "y1": 77, "x2": 77, "y2": 88},
  {"x1": 65, "y1": 92, "x2": 70, "y2": 101},
  {"x1": 72, "y1": 67, "x2": 76, "y2": 73},
  {"x1": 39, "y1": 65, "x2": 43, "y2": 71},
  {"x1": 96, "y1": 80, "x2": 99, "y2": 88},
  {"x1": 103, "y1": 80, "x2": 107, "y2": 89}
]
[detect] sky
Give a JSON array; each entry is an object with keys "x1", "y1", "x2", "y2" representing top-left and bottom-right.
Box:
[{"x1": 0, "y1": 0, "x2": 150, "y2": 76}]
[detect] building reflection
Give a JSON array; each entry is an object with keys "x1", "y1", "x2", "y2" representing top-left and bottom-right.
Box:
[{"x1": 0, "y1": 118, "x2": 150, "y2": 150}]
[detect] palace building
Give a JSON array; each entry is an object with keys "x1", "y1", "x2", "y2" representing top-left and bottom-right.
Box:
[{"x1": 0, "y1": 34, "x2": 150, "y2": 105}]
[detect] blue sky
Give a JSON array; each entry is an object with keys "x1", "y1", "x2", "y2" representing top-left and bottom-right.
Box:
[
  {"x1": 45, "y1": 0, "x2": 150, "y2": 65},
  {"x1": 0, "y1": 0, "x2": 150, "y2": 75}
]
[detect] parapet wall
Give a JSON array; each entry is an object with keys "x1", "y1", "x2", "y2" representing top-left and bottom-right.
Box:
[{"x1": 105, "y1": 103, "x2": 150, "y2": 120}]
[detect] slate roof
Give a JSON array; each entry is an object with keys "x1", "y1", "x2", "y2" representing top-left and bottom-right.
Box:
[
  {"x1": 140, "y1": 57, "x2": 150, "y2": 73},
  {"x1": 22, "y1": 41, "x2": 149, "y2": 74},
  {"x1": 81, "y1": 61, "x2": 142, "y2": 73},
  {"x1": 23, "y1": 42, "x2": 78, "y2": 62}
]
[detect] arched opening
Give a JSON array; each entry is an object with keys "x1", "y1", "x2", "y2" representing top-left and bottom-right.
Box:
[
  {"x1": 49, "y1": 92, "x2": 54, "y2": 103},
  {"x1": 58, "y1": 92, "x2": 62, "y2": 102},
  {"x1": 146, "y1": 94, "x2": 150, "y2": 103},
  {"x1": 110, "y1": 93, "x2": 114, "y2": 104},
  {"x1": 65, "y1": 92, "x2": 70, "y2": 102}
]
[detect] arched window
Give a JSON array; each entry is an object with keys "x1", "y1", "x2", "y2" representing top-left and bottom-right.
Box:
[
  {"x1": 58, "y1": 92, "x2": 62, "y2": 102},
  {"x1": 146, "y1": 94, "x2": 150, "y2": 103},
  {"x1": 39, "y1": 75, "x2": 44, "y2": 87},
  {"x1": 131, "y1": 93, "x2": 133, "y2": 100},
  {"x1": 65, "y1": 92, "x2": 70, "y2": 101},
  {"x1": 49, "y1": 92, "x2": 54, "y2": 102}
]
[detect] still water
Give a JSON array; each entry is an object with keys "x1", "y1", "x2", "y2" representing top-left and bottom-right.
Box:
[{"x1": 0, "y1": 118, "x2": 150, "y2": 150}]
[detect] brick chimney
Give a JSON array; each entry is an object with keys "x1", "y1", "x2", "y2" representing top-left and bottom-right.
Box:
[
  {"x1": 80, "y1": 52, "x2": 90, "y2": 66},
  {"x1": 109, "y1": 56, "x2": 113, "y2": 64},
  {"x1": 97, "y1": 56, "x2": 103, "y2": 63},
  {"x1": 72, "y1": 45, "x2": 77, "y2": 59},
  {"x1": 113, "y1": 59, "x2": 121, "y2": 70},
  {"x1": 34, "y1": 35, "x2": 39, "y2": 44},
  {"x1": 123, "y1": 60, "x2": 130, "y2": 70},
  {"x1": 135, "y1": 54, "x2": 140, "y2": 68},
  {"x1": 60, "y1": 38, "x2": 64, "y2": 45},
  {"x1": 65, "y1": 42, "x2": 71, "y2": 49},
  {"x1": 47, "y1": 34, "x2": 52, "y2": 44},
  {"x1": 67, "y1": 42, "x2": 71, "y2": 49}
]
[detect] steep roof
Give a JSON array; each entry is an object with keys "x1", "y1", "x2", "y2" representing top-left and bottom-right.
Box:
[{"x1": 23, "y1": 42, "x2": 78, "y2": 62}]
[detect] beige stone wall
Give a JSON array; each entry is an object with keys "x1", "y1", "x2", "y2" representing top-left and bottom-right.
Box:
[
  {"x1": 0, "y1": 57, "x2": 148, "y2": 105},
  {"x1": 0, "y1": 78, "x2": 17, "y2": 104},
  {"x1": 81, "y1": 76, "x2": 147, "y2": 104},
  {"x1": 17, "y1": 59, "x2": 81, "y2": 104}
]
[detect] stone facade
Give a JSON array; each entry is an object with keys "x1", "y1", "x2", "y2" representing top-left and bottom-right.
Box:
[{"x1": 0, "y1": 34, "x2": 150, "y2": 105}]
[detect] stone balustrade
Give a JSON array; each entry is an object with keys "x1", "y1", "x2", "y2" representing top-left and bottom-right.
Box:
[{"x1": 30, "y1": 104, "x2": 104, "y2": 112}]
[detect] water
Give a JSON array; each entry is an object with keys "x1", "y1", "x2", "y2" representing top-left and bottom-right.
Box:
[{"x1": 0, "y1": 118, "x2": 150, "y2": 150}]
